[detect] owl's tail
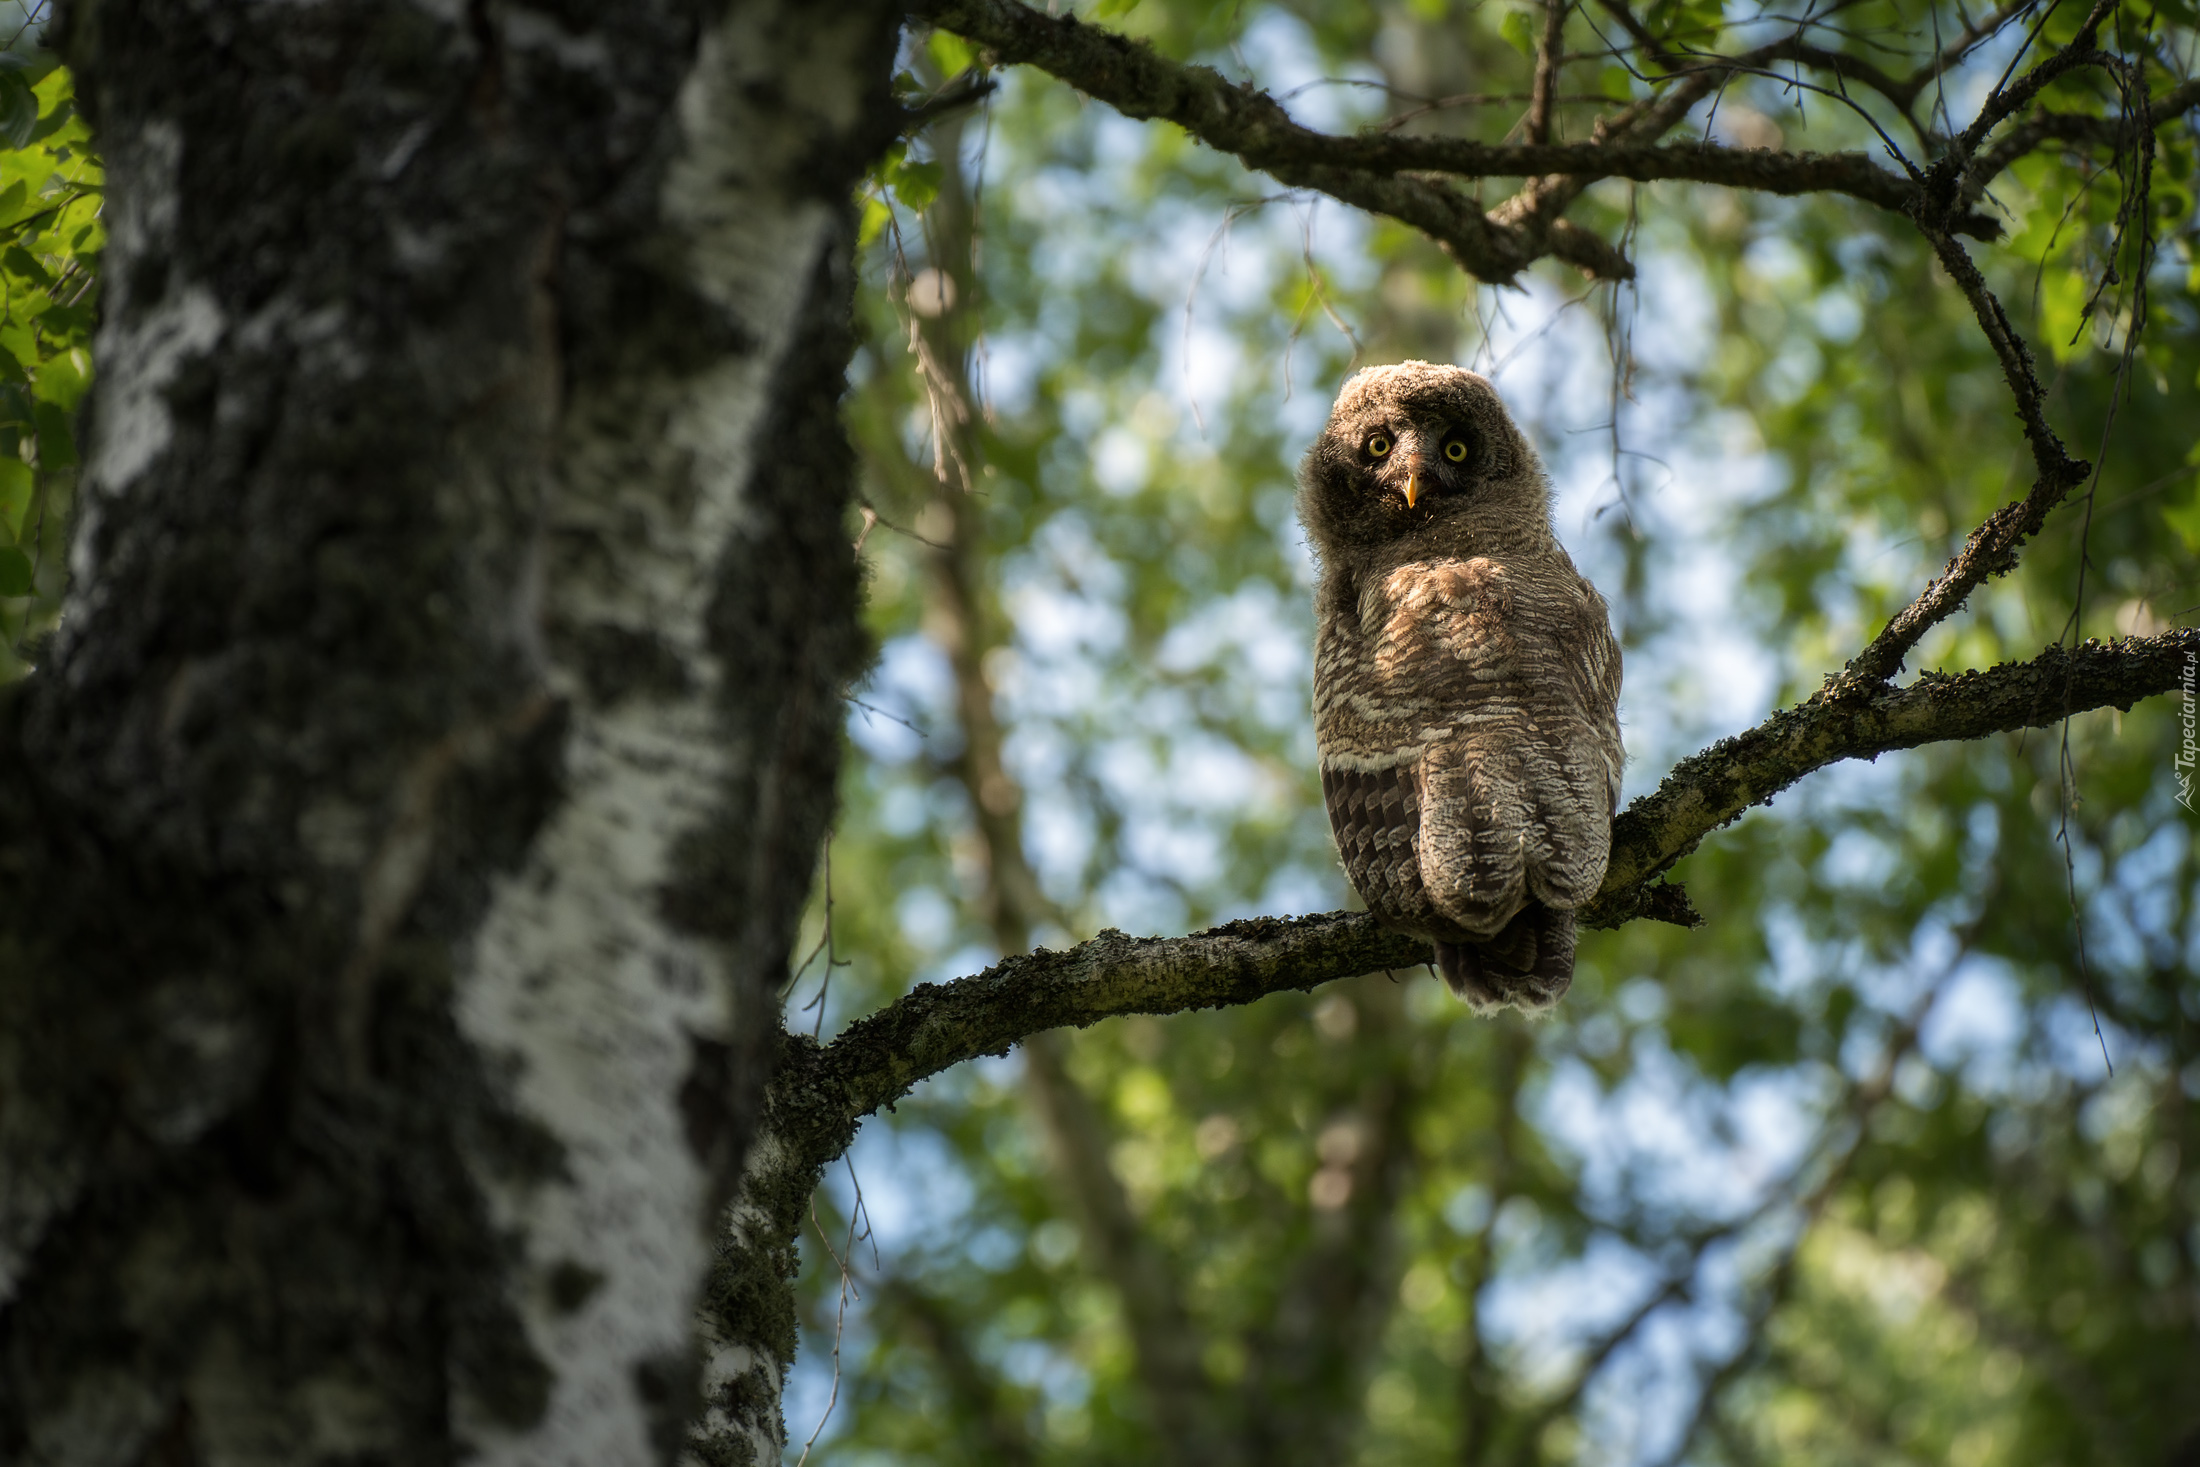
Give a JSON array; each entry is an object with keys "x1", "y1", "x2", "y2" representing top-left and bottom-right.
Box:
[{"x1": 1434, "y1": 903, "x2": 1577, "y2": 1015}]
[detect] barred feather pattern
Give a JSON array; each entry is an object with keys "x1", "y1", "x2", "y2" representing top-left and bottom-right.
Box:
[{"x1": 1299, "y1": 363, "x2": 1623, "y2": 1015}]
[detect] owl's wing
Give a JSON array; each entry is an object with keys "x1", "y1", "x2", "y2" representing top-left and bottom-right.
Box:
[
  {"x1": 1415, "y1": 564, "x2": 1622, "y2": 929},
  {"x1": 1317, "y1": 579, "x2": 1461, "y2": 939},
  {"x1": 1576, "y1": 577, "x2": 1625, "y2": 813},
  {"x1": 1517, "y1": 588, "x2": 1623, "y2": 910},
  {"x1": 1513, "y1": 580, "x2": 1636, "y2": 910},
  {"x1": 1322, "y1": 760, "x2": 1432, "y2": 927}
]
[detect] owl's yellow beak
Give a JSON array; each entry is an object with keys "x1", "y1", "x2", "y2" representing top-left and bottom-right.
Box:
[{"x1": 1402, "y1": 466, "x2": 1421, "y2": 508}]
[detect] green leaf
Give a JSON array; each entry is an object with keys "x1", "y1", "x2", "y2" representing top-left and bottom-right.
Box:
[
  {"x1": 1645, "y1": 0, "x2": 1726, "y2": 45},
  {"x1": 1091, "y1": 0, "x2": 1142, "y2": 17},
  {"x1": 1600, "y1": 65, "x2": 1635, "y2": 101},
  {"x1": 1499, "y1": 7, "x2": 1538, "y2": 57},
  {"x1": 38, "y1": 301, "x2": 94, "y2": 344},
  {"x1": 0, "y1": 70, "x2": 36, "y2": 151},
  {"x1": 25, "y1": 96, "x2": 71, "y2": 147},
  {"x1": 3, "y1": 244, "x2": 50, "y2": 288},
  {"x1": 30, "y1": 62, "x2": 69, "y2": 109},
  {"x1": 2165, "y1": 474, "x2": 2200, "y2": 553},
  {"x1": 858, "y1": 193, "x2": 893, "y2": 251},
  {"x1": 33, "y1": 401, "x2": 73, "y2": 471},
  {"x1": 890, "y1": 156, "x2": 943, "y2": 215},
  {"x1": 0, "y1": 456, "x2": 27, "y2": 540},
  {"x1": 2038, "y1": 267, "x2": 2090, "y2": 362},
  {"x1": 867, "y1": 139, "x2": 906, "y2": 190},
  {"x1": 927, "y1": 31, "x2": 978, "y2": 75},
  {"x1": 0, "y1": 546, "x2": 30, "y2": 596},
  {"x1": 31, "y1": 347, "x2": 89, "y2": 412}
]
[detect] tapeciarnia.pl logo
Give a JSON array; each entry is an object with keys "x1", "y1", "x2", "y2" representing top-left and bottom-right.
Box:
[{"x1": 2177, "y1": 651, "x2": 2197, "y2": 812}]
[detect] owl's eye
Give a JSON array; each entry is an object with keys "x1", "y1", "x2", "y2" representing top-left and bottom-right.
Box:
[
  {"x1": 1366, "y1": 433, "x2": 1392, "y2": 458},
  {"x1": 1443, "y1": 438, "x2": 1469, "y2": 463}
]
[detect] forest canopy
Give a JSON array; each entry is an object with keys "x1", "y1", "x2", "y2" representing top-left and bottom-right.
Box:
[
  {"x1": 1, "y1": 0, "x2": 2196, "y2": 1462},
  {"x1": 792, "y1": 1, "x2": 2200, "y2": 1463}
]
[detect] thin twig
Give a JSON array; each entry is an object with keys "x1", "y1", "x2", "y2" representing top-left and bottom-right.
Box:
[
  {"x1": 793, "y1": 1166, "x2": 874, "y2": 1467},
  {"x1": 793, "y1": 845, "x2": 854, "y2": 1040},
  {"x1": 2048, "y1": 44, "x2": 2156, "y2": 1078},
  {"x1": 1181, "y1": 194, "x2": 1289, "y2": 433}
]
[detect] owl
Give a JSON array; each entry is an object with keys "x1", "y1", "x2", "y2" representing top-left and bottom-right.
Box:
[{"x1": 1299, "y1": 362, "x2": 1623, "y2": 1014}]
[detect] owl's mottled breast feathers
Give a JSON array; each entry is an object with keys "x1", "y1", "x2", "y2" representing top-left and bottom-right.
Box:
[{"x1": 1299, "y1": 362, "x2": 1623, "y2": 1013}]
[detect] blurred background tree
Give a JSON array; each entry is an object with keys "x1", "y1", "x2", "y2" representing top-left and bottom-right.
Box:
[{"x1": 788, "y1": 2, "x2": 2200, "y2": 1464}]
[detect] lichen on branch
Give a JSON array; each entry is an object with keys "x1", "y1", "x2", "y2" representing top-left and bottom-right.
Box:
[
  {"x1": 777, "y1": 631, "x2": 2198, "y2": 1164},
  {"x1": 906, "y1": 0, "x2": 2196, "y2": 284}
]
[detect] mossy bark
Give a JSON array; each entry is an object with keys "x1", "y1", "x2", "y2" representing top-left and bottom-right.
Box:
[{"x1": 0, "y1": 3, "x2": 895, "y2": 1462}]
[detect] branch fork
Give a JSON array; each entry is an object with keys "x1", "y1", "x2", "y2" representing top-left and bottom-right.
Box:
[{"x1": 809, "y1": 0, "x2": 2200, "y2": 1164}]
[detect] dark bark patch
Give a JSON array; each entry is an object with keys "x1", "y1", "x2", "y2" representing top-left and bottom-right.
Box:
[
  {"x1": 559, "y1": 250, "x2": 756, "y2": 380},
  {"x1": 136, "y1": 1402, "x2": 199, "y2": 1467},
  {"x1": 677, "y1": 1033, "x2": 735, "y2": 1168},
  {"x1": 450, "y1": 1302, "x2": 554, "y2": 1429},
  {"x1": 543, "y1": 1258, "x2": 605, "y2": 1315},
  {"x1": 200, "y1": 1065, "x2": 294, "y2": 1200},
  {"x1": 566, "y1": 622, "x2": 692, "y2": 706},
  {"x1": 634, "y1": 1348, "x2": 701, "y2": 1462}
]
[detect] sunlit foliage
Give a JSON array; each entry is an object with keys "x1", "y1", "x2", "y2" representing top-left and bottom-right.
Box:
[
  {"x1": 1, "y1": 1, "x2": 2191, "y2": 1459},
  {"x1": 0, "y1": 53, "x2": 93, "y2": 679},
  {"x1": 796, "y1": 2, "x2": 2199, "y2": 1464}
]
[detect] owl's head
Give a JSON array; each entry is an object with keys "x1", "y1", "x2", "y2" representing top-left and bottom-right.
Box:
[{"x1": 1297, "y1": 362, "x2": 1548, "y2": 556}]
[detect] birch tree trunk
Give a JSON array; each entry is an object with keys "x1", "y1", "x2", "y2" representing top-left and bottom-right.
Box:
[{"x1": 0, "y1": 3, "x2": 893, "y2": 1462}]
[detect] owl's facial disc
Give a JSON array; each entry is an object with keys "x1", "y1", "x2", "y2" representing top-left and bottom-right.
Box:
[{"x1": 1362, "y1": 422, "x2": 1470, "y2": 512}]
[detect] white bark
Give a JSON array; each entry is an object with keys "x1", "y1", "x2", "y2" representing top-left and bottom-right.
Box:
[
  {"x1": 1, "y1": 2, "x2": 892, "y2": 1461},
  {"x1": 452, "y1": 8, "x2": 887, "y2": 1462}
]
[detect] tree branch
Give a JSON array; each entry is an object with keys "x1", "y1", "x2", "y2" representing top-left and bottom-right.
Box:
[
  {"x1": 1841, "y1": 11, "x2": 2160, "y2": 688},
  {"x1": 912, "y1": 0, "x2": 2018, "y2": 286},
  {"x1": 1841, "y1": 224, "x2": 2087, "y2": 685},
  {"x1": 909, "y1": 0, "x2": 1614, "y2": 281},
  {"x1": 783, "y1": 911, "x2": 1427, "y2": 1146},
  {"x1": 776, "y1": 631, "x2": 2196, "y2": 1162},
  {"x1": 917, "y1": 0, "x2": 2200, "y2": 295},
  {"x1": 1386, "y1": 136, "x2": 1983, "y2": 221},
  {"x1": 1962, "y1": 77, "x2": 2200, "y2": 203},
  {"x1": 1770, "y1": 41, "x2": 1925, "y2": 130},
  {"x1": 1843, "y1": 445, "x2": 2084, "y2": 685},
  {"x1": 899, "y1": 66, "x2": 1001, "y2": 133},
  {"x1": 1839, "y1": 19, "x2": 2185, "y2": 688},
  {"x1": 1601, "y1": 631, "x2": 2194, "y2": 898},
  {"x1": 1893, "y1": 0, "x2": 2039, "y2": 113},
  {"x1": 1528, "y1": 0, "x2": 1570, "y2": 146},
  {"x1": 1952, "y1": 0, "x2": 2118, "y2": 162}
]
